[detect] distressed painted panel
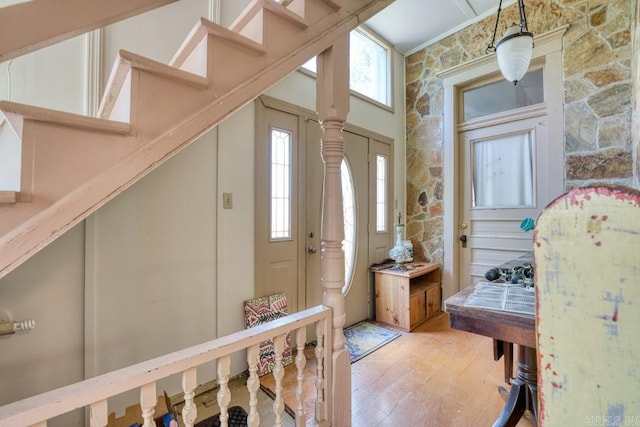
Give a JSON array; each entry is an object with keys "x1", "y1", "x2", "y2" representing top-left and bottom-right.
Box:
[{"x1": 535, "y1": 185, "x2": 640, "y2": 426}]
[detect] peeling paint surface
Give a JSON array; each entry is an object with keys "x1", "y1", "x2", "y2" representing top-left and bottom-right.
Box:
[{"x1": 535, "y1": 185, "x2": 640, "y2": 426}]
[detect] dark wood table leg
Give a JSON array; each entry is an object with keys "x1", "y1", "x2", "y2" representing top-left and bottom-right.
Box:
[
  {"x1": 493, "y1": 339, "x2": 514, "y2": 384},
  {"x1": 492, "y1": 345, "x2": 537, "y2": 427}
]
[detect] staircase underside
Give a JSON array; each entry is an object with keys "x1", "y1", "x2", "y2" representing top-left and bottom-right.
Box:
[{"x1": 0, "y1": 0, "x2": 394, "y2": 280}]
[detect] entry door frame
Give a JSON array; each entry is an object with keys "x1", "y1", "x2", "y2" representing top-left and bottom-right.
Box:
[
  {"x1": 439, "y1": 25, "x2": 567, "y2": 300},
  {"x1": 256, "y1": 95, "x2": 394, "y2": 317}
]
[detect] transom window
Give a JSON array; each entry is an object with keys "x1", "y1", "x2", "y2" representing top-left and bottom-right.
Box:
[
  {"x1": 301, "y1": 27, "x2": 392, "y2": 107},
  {"x1": 462, "y1": 68, "x2": 544, "y2": 121}
]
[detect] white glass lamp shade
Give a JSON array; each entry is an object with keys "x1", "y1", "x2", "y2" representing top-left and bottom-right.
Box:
[{"x1": 496, "y1": 24, "x2": 534, "y2": 84}]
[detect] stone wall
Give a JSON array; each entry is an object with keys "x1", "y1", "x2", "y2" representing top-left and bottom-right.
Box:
[{"x1": 405, "y1": 0, "x2": 637, "y2": 263}]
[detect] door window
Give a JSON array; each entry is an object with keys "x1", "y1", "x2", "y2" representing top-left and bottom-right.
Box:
[
  {"x1": 270, "y1": 127, "x2": 292, "y2": 240},
  {"x1": 342, "y1": 159, "x2": 356, "y2": 292},
  {"x1": 472, "y1": 131, "x2": 534, "y2": 208}
]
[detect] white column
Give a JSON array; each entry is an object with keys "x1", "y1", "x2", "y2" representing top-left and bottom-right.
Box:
[{"x1": 316, "y1": 33, "x2": 351, "y2": 427}]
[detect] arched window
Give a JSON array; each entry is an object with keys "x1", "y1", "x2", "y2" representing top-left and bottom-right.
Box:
[{"x1": 341, "y1": 159, "x2": 356, "y2": 293}]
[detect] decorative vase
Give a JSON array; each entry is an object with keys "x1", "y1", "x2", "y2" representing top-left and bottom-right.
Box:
[{"x1": 389, "y1": 221, "x2": 412, "y2": 270}]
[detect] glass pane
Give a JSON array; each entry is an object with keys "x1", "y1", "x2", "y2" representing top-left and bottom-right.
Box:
[
  {"x1": 350, "y1": 29, "x2": 390, "y2": 106},
  {"x1": 301, "y1": 29, "x2": 391, "y2": 107},
  {"x1": 302, "y1": 57, "x2": 316, "y2": 73},
  {"x1": 472, "y1": 132, "x2": 534, "y2": 208},
  {"x1": 270, "y1": 128, "x2": 291, "y2": 239},
  {"x1": 376, "y1": 154, "x2": 387, "y2": 232},
  {"x1": 463, "y1": 68, "x2": 543, "y2": 121},
  {"x1": 341, "y1": 160, "x2": 356, "y2": 291}
]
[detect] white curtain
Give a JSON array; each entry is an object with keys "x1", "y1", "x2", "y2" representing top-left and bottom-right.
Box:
[{"x1": 472, "y1": 132, "x2": 534, "y2": 208}]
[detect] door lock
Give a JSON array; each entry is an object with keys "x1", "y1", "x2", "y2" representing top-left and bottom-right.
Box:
[
  {"x1": 307, "y1": 246, "x2": 317, "y2": 254},
  {"x1": 459, "y1": 235, "x2": 467, "y2": 248}
]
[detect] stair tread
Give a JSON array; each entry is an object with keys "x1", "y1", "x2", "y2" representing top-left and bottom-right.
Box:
[
  {"x1": 231, "y1": 0, "x2": 309, "y2": 34},
  {"x1": 120, "y1": 50, "x2": 210, "y2": 88},
  {"x1": 0, "y1": 101, "x2": 130, "y2": 134},
  {"x1": 171, "y1": 17, "x2": 267, "y2": 69},
  {"x1": 99, "y1": 49, "x2": 210, "y2": 120}
]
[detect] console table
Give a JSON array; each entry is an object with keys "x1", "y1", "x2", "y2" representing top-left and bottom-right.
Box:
[
  {"x1": 445, "y1": 285, "x2": 536, "y2": 427},
  {"x1": 373, "y1": 262, "x2": 441, "y2": 332}
]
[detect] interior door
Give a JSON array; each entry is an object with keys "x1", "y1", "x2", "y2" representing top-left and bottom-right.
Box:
[
  {"x1": 459, "y1": 115, "x2": 549, "y2": 286},
  {"x1": 305, "y1": 120, "x2": 370, "y2": 326}
]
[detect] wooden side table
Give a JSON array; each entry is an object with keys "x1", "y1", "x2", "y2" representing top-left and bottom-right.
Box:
[{"x1": 373, "y1": 263, "x2": 441, "y2": 331}]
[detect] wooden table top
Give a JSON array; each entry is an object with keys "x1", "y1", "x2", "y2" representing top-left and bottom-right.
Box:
[
  {"x1": 445, "y1": 286, "x2": 536, "y2": 348},
  {"x1": 371, "y1": 262, "x2": 439, "y2": 278}
]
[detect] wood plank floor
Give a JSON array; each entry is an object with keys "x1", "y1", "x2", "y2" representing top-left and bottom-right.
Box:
[{"x1": 263, "y1": 312, "x2": 536, "y2": 426}]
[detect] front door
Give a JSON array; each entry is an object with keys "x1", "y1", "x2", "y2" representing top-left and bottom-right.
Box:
[
  {"x1": 256, "y1": 98, "x2": 393, "y2": 325},
  {"x1": 305, "y1": 121, "x2": 370, "y2": 326},
  {"x1": 459, "y1": 114, "x2": 550, "y2": 285}
]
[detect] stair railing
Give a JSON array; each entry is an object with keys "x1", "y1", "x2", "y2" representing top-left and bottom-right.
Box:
[{"x1": 0, "y1": 305, "x2": 332, "y2": 427}]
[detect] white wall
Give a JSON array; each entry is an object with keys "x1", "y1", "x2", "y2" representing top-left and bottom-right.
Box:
[{"x1": 0, "y1": 0, "x2": 406, "y2": 419}]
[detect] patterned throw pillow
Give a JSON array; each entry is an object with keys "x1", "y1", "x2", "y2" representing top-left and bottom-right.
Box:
[{"x1": 243, "y1": 293, "x2": 293, "y2": 376}]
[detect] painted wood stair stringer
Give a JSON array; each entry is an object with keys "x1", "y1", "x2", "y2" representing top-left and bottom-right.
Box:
[{"x1": 0, "y1": 0, "x2": 395, "y2": 281}]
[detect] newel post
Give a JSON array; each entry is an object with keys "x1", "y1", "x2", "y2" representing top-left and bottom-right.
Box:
[{"x1": 316, "y1": 33, "x2": 351, "y2": 426}]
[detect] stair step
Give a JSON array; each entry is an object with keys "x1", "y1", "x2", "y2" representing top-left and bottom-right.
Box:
[
  {"x1": 99, "y1": 49, "x2": 209, "y2": 120},
  {"x1": 0, "y1": 191, "x2": 17, "y2": 204},
  {"x1": 0, "y1": 101, "x2": 130, "y2": 135},
  {"x1": 171, "y1": 17, "x2": 267, "y2": 70},
  {"x1": 231, "y1": 0, "x2": 309, "y2": 36},
  {"x1": 320, "y1": 0, "x2": 340, "y2": 11},
  {"x1": 120, "y1": 50, "x2": 210, "y2": 88}
]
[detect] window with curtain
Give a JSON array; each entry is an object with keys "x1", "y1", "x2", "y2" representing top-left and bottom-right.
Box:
[{"x1": 472, "y1": 131, "x2": 534, "y2": 208}]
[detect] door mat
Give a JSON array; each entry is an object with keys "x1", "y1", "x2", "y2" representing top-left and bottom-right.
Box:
[{"x1": 344, "y1": 321, "x2": 401, "y2": 363}]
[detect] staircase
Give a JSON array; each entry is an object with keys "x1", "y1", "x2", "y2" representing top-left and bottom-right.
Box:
[{"x1": 0, "y1": 0, "x2": 393, "y2": 281}]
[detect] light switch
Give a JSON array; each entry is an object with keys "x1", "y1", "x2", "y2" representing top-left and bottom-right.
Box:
[{"x1": 223, "y1": 192, "x2": 233, "y2": 209}]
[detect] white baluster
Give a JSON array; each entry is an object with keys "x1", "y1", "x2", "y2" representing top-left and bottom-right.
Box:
[
  {"x1": 295, "y1": 327, "x2": 307, "y2": 426},
  {"x1": 246, "y1": 344, "x2": 261, "y2": 427},
  {"x1": 140, "y1": 382, "x2": 157, "y2": 427},
  {"x1": 314, "y1": 319, "x2": 326, "y2": 421},
  {"x1": 217, "y1": 355, "x2": 231, "y2": 426},
  {"x1": 272, "y1": 334, "x2": 286, "y2": 427},
  {"x1": 90, "y1": 399, "x2": 108, "y2": 427},
  {"x1": 182, "y1": 367, "x2": 198, "y2": 427}
]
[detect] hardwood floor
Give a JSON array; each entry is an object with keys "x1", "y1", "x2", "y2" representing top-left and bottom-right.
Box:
[
  {"x1": 350, "y1": 313, "x2": 535, "y2": 426},
  {"x1": 262, "y1": 312, "x2": 536, "y2": 426}
]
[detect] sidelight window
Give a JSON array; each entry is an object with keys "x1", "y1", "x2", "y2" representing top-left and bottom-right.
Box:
[{"x1": 270, "y1": 127, "x2": 292, "y2": 240}]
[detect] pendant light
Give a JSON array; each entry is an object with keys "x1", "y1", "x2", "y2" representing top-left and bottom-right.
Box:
[{"x1": 486, "y1": 0, "x2": 534, "y2": 85}]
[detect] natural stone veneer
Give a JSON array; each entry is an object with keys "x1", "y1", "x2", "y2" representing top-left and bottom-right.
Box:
[{"x1": 405, "y1": 0, "x2": 638, "y2": 263}]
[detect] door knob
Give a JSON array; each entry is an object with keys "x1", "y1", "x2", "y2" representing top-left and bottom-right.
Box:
[
  {"x1": 307, "y1": 246, "x2": 317, "y2": 254},
  {"x1": 459, "y1": 235, "x2": 467, "y2": 248}
]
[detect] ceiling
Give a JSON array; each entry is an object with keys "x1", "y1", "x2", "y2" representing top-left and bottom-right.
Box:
[{"x1": 365, "y1": 0, "x2": 517, "y2": 55}]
